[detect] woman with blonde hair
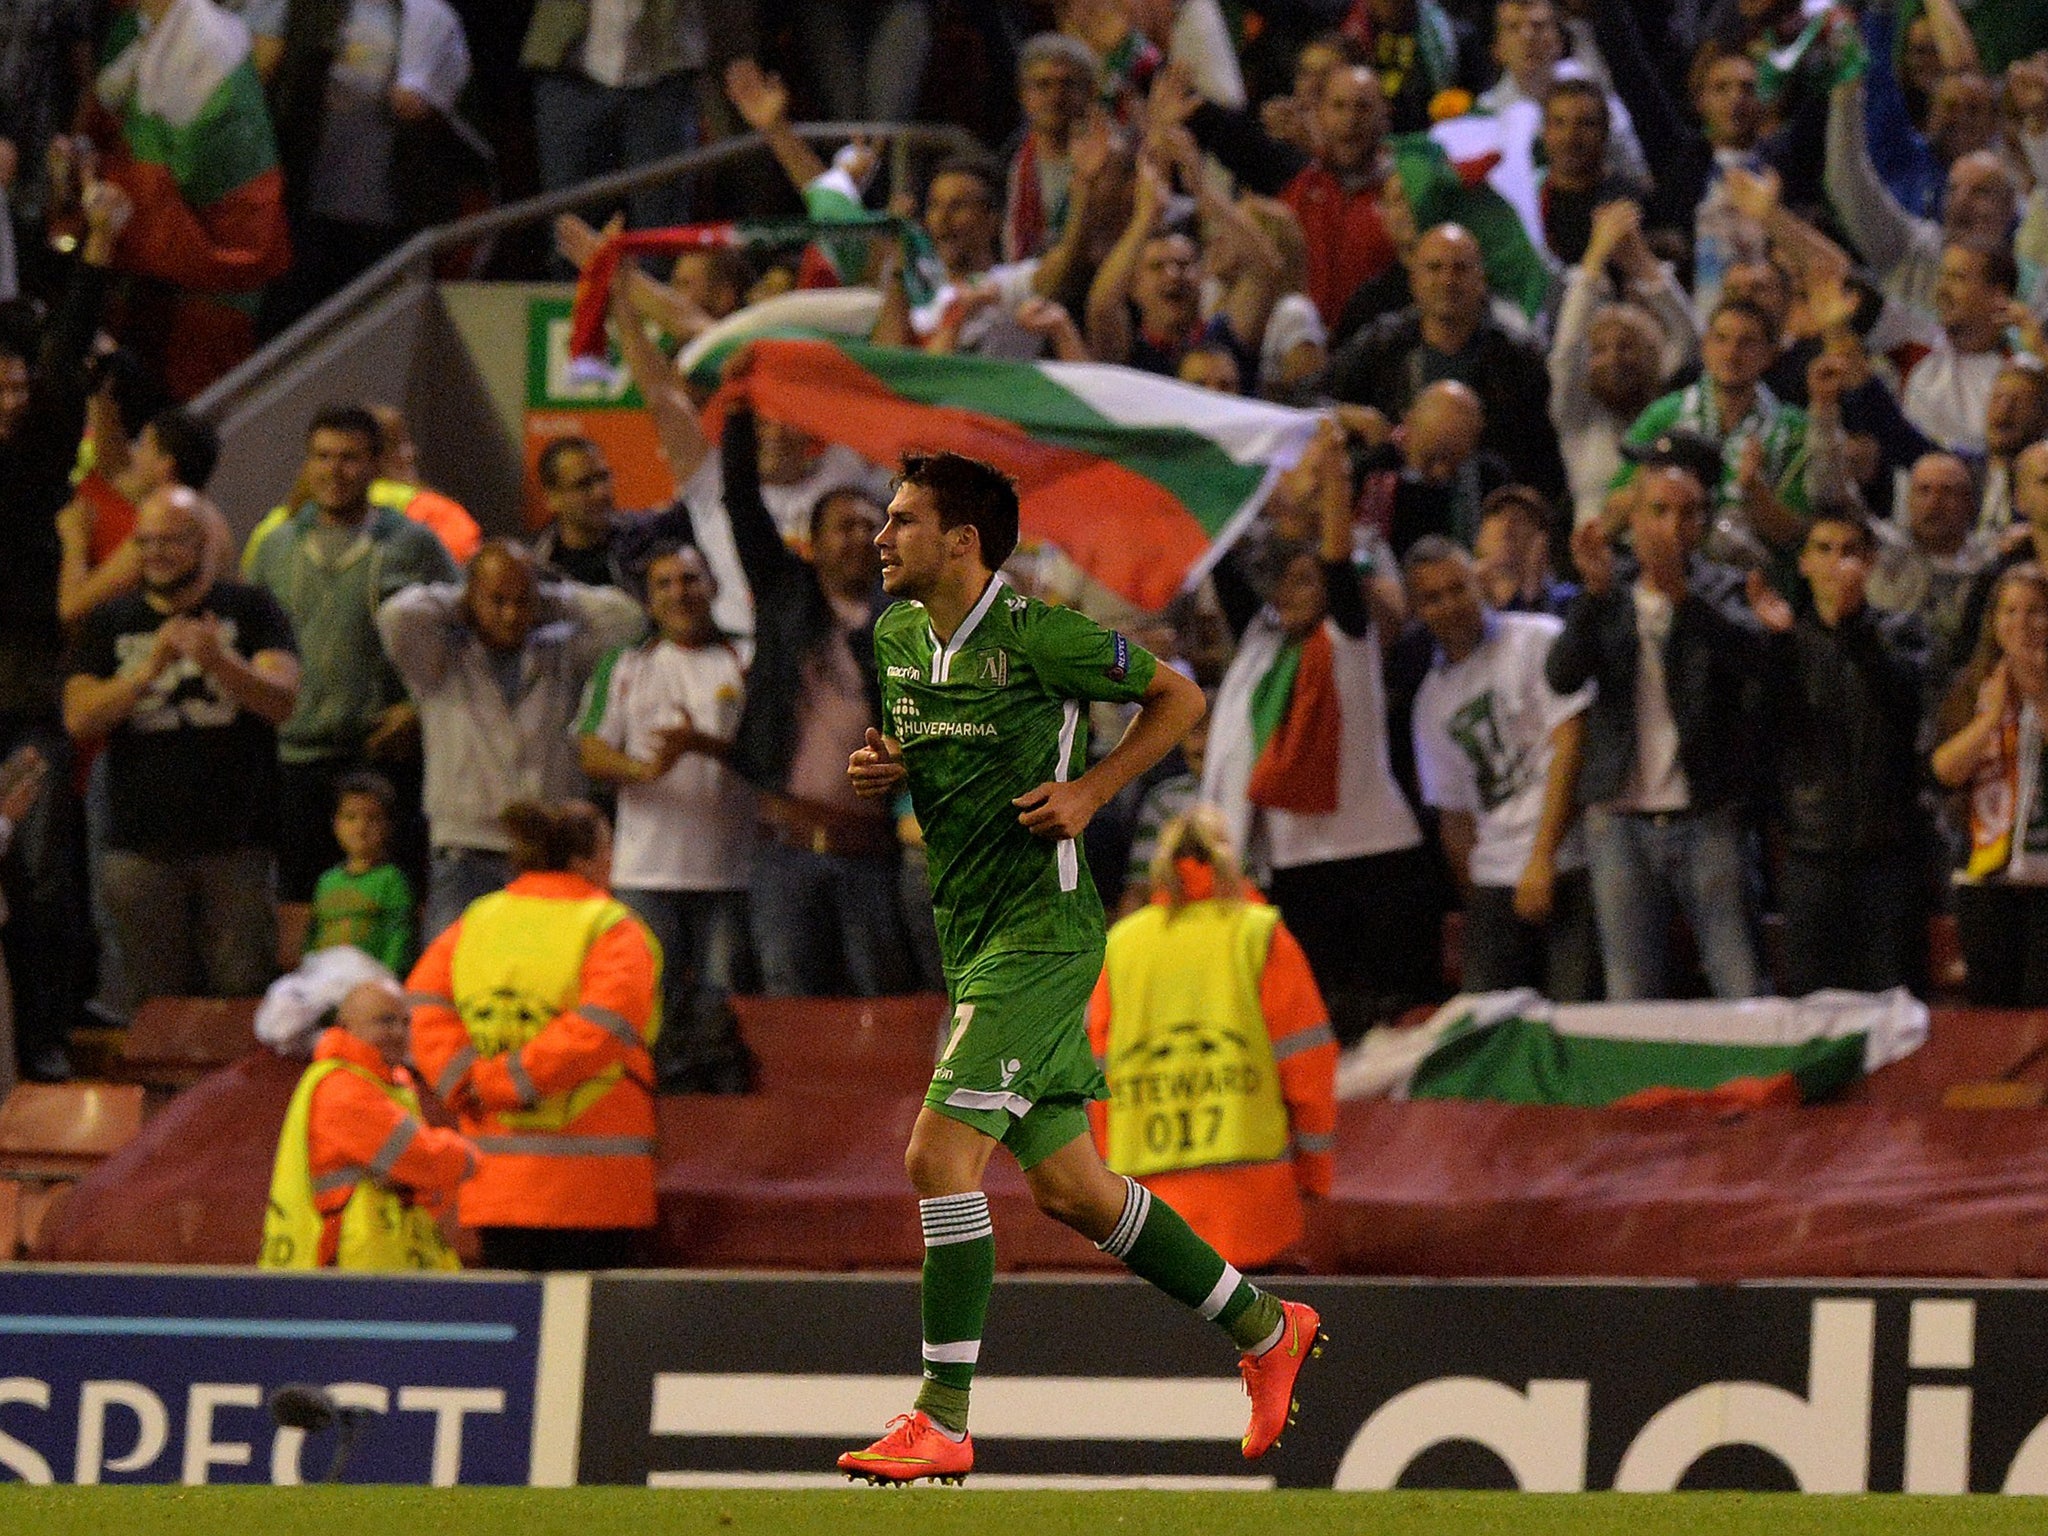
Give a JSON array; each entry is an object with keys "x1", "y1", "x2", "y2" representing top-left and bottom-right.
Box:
[
  {"x1": 1086, "y1": 807, "x2": 1338, "y2": 1268},
  {"x1": 1932, "y1": 563, "x2": 2048, "y2": 1004}
]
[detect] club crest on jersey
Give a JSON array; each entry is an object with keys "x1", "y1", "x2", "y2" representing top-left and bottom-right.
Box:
[
  {"x1": 978, "y1": 650, "x2": 1008, "y2": 687},
  {"x1": 1109, "y1": 633, "x2": 1129, "y2": 682}
]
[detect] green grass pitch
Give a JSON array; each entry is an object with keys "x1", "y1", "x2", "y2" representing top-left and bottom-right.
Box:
[{"x1": 5, "y1": 1490, "x2": 2048, "y2": 1535}]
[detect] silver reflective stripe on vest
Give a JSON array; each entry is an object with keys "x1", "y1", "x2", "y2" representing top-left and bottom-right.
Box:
[
  {"x1": 1271, "y1": 1023, "x2": 1337, "y2": 1062},
  {"x1": 436, "y1": 1045, "x2": 478, "y2": 1098},
  {"x1": 312, "y1": 1165, "x2": 369, "y2": 1196},
  {"x1": 407, "y1": 991, "x2": 455, "y2": 1012},
  {"x1": 575, "y1": 1004, "x2": 642, "y2": 1049},
  {"x1": 472, "y1": 1134, "x2": 656, "y2": 1157},
  {"x1": 505, "y1": 1051, "x2": 540, "y2": 1109},
  {"x1": 367, "y1": 1117, "x2": 420, "y2": 1179},
  {"x1": 1291, "y1": 1131, "x2": 1337, "y2": 1155}
]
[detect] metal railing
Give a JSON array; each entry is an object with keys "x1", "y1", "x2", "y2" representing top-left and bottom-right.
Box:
[{"x1": 191, "y1": 121, "x2": 984, "y2": 430}]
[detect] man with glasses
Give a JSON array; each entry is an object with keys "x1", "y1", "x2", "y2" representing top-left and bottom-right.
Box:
[{"x1": 65, "y1": 486, "x2": 300, "y2": 1006}]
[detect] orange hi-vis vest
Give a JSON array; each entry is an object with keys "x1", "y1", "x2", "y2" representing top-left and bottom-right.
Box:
[
  {"x1": 407, "y1": 872, "x2": 662, "y2": 1230},
  {"x1": 1089, "y1": 895, "x2": 1339, "y2": 1268},
  {"x1": 261, "y1": 1027, "x2": 475, "y2": 1270}
]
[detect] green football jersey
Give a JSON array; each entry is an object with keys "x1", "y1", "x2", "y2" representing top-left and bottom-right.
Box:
[{"x1": 875, "y1": 574, "x2": 1159, "y2": 971}]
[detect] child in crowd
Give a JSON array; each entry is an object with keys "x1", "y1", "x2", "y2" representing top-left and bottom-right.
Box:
[{"x1": 305, "y1": 773, "x2": 417, "y2": 973}]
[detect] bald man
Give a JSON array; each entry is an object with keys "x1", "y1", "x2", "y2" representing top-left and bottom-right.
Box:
[
  {"x1": 64, "y1": 485, "x2": 302, "y2": 1009},
  {"x1": 262, "y1": 977, "x2": 478, "y2": 1270},
  {"x1": 1370, "y1": 380, "x2": 1514, "y2": 557},
  {"x1": 377, "y1": 538, "x2": 645, "y2": 939},
  {"x1": 1331, "y1": 223, "x2": 1567, "y2": 500}
]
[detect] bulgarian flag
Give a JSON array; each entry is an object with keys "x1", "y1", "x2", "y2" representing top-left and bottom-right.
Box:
[
  {"x1": 1341, "y1": 989, "x2": 1927, "y2": 1109},
  {"x1": 705, "y1": 338, "x2": 1320, "y2": 610},
  {"x1": 90, "y1": 0, "x2": 290, "y2": 297},
  {"x1": 1395, "y1": 124, "x2": 1554, "y2": 321}
]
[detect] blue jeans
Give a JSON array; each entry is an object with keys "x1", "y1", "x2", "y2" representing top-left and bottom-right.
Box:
[
  {"x1": 749, "y1": 840, "x2": 913, "y2": 996},
  {"x1": 424, "y1": 847, "x2": 512, "y2": 951},
  {"x1": 532, "y1": 70, "x2": 700, "y2": 234},
  {"x1": 1584, "y1": 805, "x2": 1763, "y2": 1001}
]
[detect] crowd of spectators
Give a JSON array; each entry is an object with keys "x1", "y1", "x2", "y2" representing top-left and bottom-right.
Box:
[{"x1": 10, "y1": 0, "x2": 2048, "y2": 1091}]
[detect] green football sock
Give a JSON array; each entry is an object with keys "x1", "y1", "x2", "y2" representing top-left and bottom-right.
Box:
[
  {"x1": 913, "y1": 1192, "x2": 994, "y2": 1435},
  {"x1": 1097, "y1": 1174, "x2": 1284, "y2": 1353}
]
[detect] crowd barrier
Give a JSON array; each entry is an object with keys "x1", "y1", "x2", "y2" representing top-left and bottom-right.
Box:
[{"x1": 7, "y1": 1268, "x2": 2048, "y2": 1492}]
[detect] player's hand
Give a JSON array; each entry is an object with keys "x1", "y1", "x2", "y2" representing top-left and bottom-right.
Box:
[
  {"x1": 848, "y1": 727, "x2": 906, "y2": 797},
  {"x1": 1013, "y1": 779, "x2": 1101, "y2": 839}
]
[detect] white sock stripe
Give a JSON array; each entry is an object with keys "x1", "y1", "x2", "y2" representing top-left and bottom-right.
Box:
[
  {"x1": 922, "y1": 1339, "x2": 982, "y2": 1365},
  {"x1": 1198, "y1": 1263, "x2": 1244, "y2": 1320},
  {"x1": 1097, "y1": 1176, "x2": 1150, "y2": 1259},
  {"x1": 920, "y1": 1193, "x2": 993, "y2": 1247},
  {"x1": 923, "y1": 1224, "x2": 995, "y2": 1247},
  {"x1": 922, "y1": 1213, "x2": 994, "y2": 1232}
]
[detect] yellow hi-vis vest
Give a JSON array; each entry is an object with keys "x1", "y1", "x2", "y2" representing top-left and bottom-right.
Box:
[
  {"x1": 448, "y1": 890, "x2": 662, "y2": 1131},
  {"x1": 1101, "y1": 900, "x2": 1290, "y2": 1180},
  {"x1": 260, "y1": 1059, "x2": 460, "y2": 1271}
]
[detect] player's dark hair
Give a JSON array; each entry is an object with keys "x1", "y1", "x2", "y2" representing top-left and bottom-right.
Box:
[
  {"x1": 148, "y1": 407, "x2": 222, "y2": 491},
  {"x1": 332, "y1": 771, "x2": 397, "y2": 817},
  {"x1": 537, "y1": 434, "x2": 601, "y2": 489},
  {"x1": 503, "y1": 799, "x2": 609, "y2": 873},
  {"x1": 899, "y1": 452, "x2": 1020, "y2": 572},
  {"x1": 306, "y1": 404, "x2": 383, "y2": 456}
]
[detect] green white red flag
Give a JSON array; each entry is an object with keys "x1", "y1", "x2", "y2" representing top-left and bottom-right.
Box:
[
  {"x1": 1339, "y1": 989, "x2": 1928, "y2": 1109},
  {"x1": 705, "y1": 337, "x2": 1320, "y2": 611}
]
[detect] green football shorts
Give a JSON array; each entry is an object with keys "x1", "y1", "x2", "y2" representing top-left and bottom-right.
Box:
[{"x1": 926, "y1": 945, "x2": 1108, "y2": 1170}]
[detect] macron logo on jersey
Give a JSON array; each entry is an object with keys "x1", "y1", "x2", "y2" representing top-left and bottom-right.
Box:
[
  {"x1": 1109, "y1": 634, "x2": 1129, "y2": 682},
  {"x1": 886, "y1": 665, "x2": 922, "y2": 680}
]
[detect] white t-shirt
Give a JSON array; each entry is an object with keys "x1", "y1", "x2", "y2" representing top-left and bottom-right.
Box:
[
  {"x1": 580, "y1": 638, "x2": 757, "y2": 891},
  {"x1": 1413, "y1": 611, "x2": 1594, "y2": 887}
]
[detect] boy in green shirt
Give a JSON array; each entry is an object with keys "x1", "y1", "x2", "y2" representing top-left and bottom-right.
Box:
[
  {"x1": 839, "y1": 451, "x2": 1325, "y2": 1485},
  {"x1": 306, "y1": 773, "x2": 416, "y2": 974}
]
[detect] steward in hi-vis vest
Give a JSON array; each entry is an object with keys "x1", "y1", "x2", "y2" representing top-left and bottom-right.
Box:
[
  {"x1": 407, "y1": 867, "x2": 662, "y2": 1236},
  {"x1": 261, "y1": 1017, "x2": 477, "y2": 1271},
  {"x1": 1087, "y1": 811, "x2": 1339, "y2": 1268}
]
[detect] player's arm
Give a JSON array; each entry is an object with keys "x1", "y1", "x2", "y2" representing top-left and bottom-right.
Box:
[{"x1": 1015, "y1": 664, "x2": 1205, "y2": 840}]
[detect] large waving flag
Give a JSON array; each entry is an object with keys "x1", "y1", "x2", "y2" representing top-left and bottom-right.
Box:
[
  {"x1": 706, "y1": 338, "x2": 1320, "y2": 610},
  {"x1": 1340, "y1": 989, "x2": 1927, "y2": 1109},
  {"x1": 91, "y1": 0, "x2": 289, "y2": 297}
]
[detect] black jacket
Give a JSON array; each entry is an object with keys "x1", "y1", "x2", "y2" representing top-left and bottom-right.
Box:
[
  {"x1": 1326, "y1": 308, "x2": 1567, "y2": 504},
  {"x1": 709, "y1": 409, "x2": 885, "y2": 796},
  {"x1": 1545, "y1": 555, "x2": 1769, "y2": 810},
  {"x1": 1762, "y1": 604, "x2": 1929, "y2": 853}
]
